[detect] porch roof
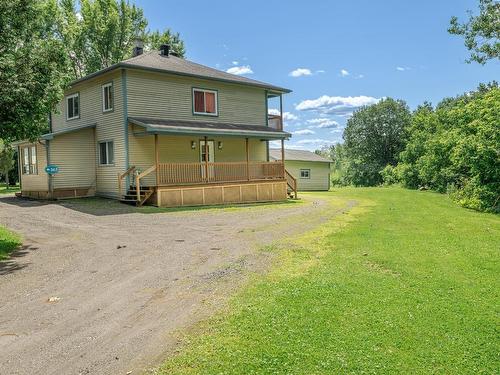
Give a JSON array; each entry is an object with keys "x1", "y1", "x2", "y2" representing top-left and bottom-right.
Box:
[{"x1": 129, "y1": 117, "x2": 291, "y2": 140}]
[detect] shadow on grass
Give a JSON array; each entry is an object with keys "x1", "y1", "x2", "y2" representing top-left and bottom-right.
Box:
[
  {"x1": 0, "y1": 225, "x2": 35, "y2": 275},
  {"x1": 0, "y1": 244, "x2": 39, "y2": 276}
]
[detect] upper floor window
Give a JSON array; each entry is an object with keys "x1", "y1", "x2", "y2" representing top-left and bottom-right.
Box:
[
  {"x1": 193, "y1": 88, "x2": 218, "y2": 116},
  {"x1": 66, "y1": 93, "x2": 80, "y2": 120},
  {"x1": 102, "y1": 82, "x2": 114, "y2": 112},
  {"x1": 22, "y1": 145, "x2": 38, "y2": 175}
]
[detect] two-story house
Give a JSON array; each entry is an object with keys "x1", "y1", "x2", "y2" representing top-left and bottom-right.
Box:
[{"x1": 16, "y1": 45, "x2": 296, "y2": 207}]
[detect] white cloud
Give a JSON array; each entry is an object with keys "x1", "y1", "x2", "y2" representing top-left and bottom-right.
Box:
[
  {"x1": 268, "y1": 109, "x2": 298, "y2": 122},
  {"x1": 296, "y1": 95, "x2": 381, "y2": 115},
  {"x1": 296, "y1": 138, "x2": 335, "y2": 145},
  {"x1": 356, "y1": 74, "x2": 364, "y2": 79},
  {"x1": 293, "y1": 129, "x2": 316, "y2": 135},
  {"x1": 75, "y1": 11, "x2": 83, "y2": 21},
  {"x1": 289, "y1": 68, "x2": 313, "y2": 77},
  {"x1": 396, "y1": 66, "x2": 410, "y2": 71},
  {"x1": 226, "y1": 65, "x2": 253, "y2": 75},
  {"x1": 269, "y1": 140, "x2": 281, "y2": 148},
  {"x1": 307, "y1": 118, "x2": 339, "y2": 128},
  {"x1": 316, "y1": 69, "x2": 325, "y2": 74},
  {"x1": 340, "y1": 69, "x2": 350, "y2": 77},
  {"x1": 232, "y1": 61, "x2": 239, "y2": 65}
]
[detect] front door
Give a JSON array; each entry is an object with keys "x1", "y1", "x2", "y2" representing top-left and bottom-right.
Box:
[{"x1": 200, "y1": 140, "x2": 215, "y2": 180}]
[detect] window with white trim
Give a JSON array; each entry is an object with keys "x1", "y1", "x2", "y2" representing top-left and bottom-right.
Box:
[
  {"x1": 300, "y1": 169, "x2": 310, "y2": 179},
  {"x1": 22, "y1": 145, "x2": 38, "y2": 175},
  {"x1": 99, "y1": 141, "x2": 114, "y2": 165},
  {"x1": 193, "y1": 88, "x2": 218, "y2": 116},
  {"x1": 66, "y1": 93, "x2": 80, "y2": 120},
  {"x1": 102, "y1": 82, "x2": 113, "y2": 112}
]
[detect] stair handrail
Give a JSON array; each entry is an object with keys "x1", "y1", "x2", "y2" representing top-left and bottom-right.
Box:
[
  {"x1": 285, "y1": 169, "x2": 298, "y2": 199},
  {"x1": 118, "y1": 165, "x2": 136, "y2": 197},
  {"x1": 135, "y1": 165, "x2": 156, "y2": 201}
]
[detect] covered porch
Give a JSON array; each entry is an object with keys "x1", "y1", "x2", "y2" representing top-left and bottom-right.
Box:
[{"x1": 120, "y1": 117, "x2": 295, "y2": 206}]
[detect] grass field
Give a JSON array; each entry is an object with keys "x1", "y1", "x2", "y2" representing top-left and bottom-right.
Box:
[
  {"x1": 0, "y1": 225, "x2": 21, "y2": 260},
  {"x1": 157, "y1": 187, "x2": 499, "y2": 374},
  {"x1": 0, "y1": 184, "x2": 20, "y2": 195}
]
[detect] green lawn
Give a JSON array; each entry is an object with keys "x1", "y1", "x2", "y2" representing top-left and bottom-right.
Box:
[
  {"x1": 157, "y1": 187, "x2": 499, "y2": 374},
  {"x1": 0, "y1": 184, "x2": 20, "y2": 194},
  {"x1": 0, "y1": 225, "x2": 21, "y2": 260}
]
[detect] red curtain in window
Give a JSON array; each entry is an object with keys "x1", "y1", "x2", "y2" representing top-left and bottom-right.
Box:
[
  {"x1": 205, "y1": 92, "x2": 216, "y2": 113},
  {"x1": 194, "y1": 91, "x2": 205, "y2": 112}
]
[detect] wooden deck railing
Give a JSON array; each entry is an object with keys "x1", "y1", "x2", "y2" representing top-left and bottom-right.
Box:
[
  {"x1": 118, "y1": 165, "x2": 136, "y2": 197},
  {"x1": 157, "y1": 161, "x2": 284, "y2": 186},
  {"x1": 285, "y1": 169, "x2": 298, "y2": 199}
]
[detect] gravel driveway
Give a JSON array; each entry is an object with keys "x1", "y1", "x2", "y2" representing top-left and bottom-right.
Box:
[{"x1": 0, "y1": 194, "x2": 344, "y2": 375}]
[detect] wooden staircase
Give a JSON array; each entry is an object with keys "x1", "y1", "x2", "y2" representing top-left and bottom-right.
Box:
[
  {"x1": 118, "y1": 166, "x2": 156, "y2": 206},
  {"x1": 119, "y1": 186, "x2": 154, "y2": 206},
  {"x1": 285, "y1": 169, "x2": 298, "y2": 199}
]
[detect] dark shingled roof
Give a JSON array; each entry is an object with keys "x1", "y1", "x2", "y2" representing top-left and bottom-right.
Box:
[
  {"x1": 70, "y1": 51, "x2": 291, "y2": 93},
  {"x1": 269, "y1": 148, "x2": 332, "y2": 163},
  {"x1": 129, "y1": 117, "x2": 291, "y2": 139}
]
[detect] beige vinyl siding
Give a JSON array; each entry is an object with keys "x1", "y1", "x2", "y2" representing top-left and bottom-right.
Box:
[
  {"x1": 129, "y1": 129, "x2": 267, "y2": 186},
  {"x1": 285, "y1": 160, "x2": 331, "y2": 191},
  {"x1": 126, "y1": 70, "x2": 266, "y2": 126},
  {"x1": 19, "y1": 142, "x2": 48, "y2": 192},
  {"x1": 51, "y1": 70, "x2": 125, "y2": 197},
  {"x1": 50, "y1": 127, "x2": 96, "y2": 190}
]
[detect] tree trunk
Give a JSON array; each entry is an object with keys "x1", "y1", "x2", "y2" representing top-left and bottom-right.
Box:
[{"x1": 4, "y1": 169, "x2": 9, "y2": 187}]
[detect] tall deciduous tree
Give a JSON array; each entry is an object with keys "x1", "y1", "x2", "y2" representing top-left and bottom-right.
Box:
[
  {"x1": 449, "y1": 0, "x2": 500, "y2": 64},
  {"x1": 148, "y1": 29, "x2": 186, "y2": 56},
  {"x1": 343, "y1": 98, "x2": 411, "y2": 186},
  {"x1": 53, "y1": 0, "x2": 186, "y2": 79},
  {"x1": 0, "y1": 140, "x2": 15, "y2": 186},
  {"x1": 0, "y1": 0, "x2": 69, "y2": 142}
]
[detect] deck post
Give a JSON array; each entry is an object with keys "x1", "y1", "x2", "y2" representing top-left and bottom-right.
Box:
[
  {"x1": 245, "y1": 138, "x2": 250, "y2": 181},
  {"x1": 155, "y1": 134, "x2": 159, "y2": 186},
  {"x1": 204, "y1": 136, "x2": 209, "y2": 182},
  {"x1": 281, "y1": 138, "x2": 285, "y2": 178},
  {"x1": 279, "y1": 93, "x2": 283, "y2": 130}
]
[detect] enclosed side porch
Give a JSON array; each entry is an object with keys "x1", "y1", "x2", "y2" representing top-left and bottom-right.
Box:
[{"x1": 120, "y1": 118, "x2": 296, "y2": 207}]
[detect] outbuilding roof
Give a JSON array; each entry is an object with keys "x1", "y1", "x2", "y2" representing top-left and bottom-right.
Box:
[
  {"x1": 70, "y1": 51, "x2": 291, "y2": 94},
  {"x1": 269, "y1": 148, "x2": 332, "y2": 163}
]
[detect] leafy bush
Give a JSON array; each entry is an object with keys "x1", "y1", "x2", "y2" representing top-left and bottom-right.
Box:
[
  {"x1": 398, "y1": 84, "x2": 499, "y2": 212},
  {"x1": 380, "y1": 165, "x2": 399, "y2": 185}
]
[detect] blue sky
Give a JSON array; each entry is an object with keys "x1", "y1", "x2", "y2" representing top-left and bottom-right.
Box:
[{"x1": 141, "y1": 0, "x2": 499, "y2": 150}]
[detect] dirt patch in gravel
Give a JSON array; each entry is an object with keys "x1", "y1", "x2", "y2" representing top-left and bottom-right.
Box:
[{"x1": 0, "y1": 194, "x2": 355, "y2": 375}]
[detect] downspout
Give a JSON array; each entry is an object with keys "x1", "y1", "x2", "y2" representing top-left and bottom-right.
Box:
[
  {"x1": 45, "y1": 140, "x2": 53, "y2": 198},
  {"x1": 121, "y1": 69, "x2": 129, "y2": 190},
  {"x1": 17, "y1": 145, "x2": 22, "y2": 192},
  {"x1": 265, "y1": 90, "x2": 269, "y2": 162},
  {"x1": 47, "y1": 112, "x2": 53, "y2": 197}
]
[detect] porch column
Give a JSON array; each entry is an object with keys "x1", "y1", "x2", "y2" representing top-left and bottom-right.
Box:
[
  {"x1": 204, "y1": 136, "x2": 209, "y2": 183},
  {"x1": 154, "y1": 134, "x2": 159, "y2": 186},
  {"x1": 245, "y1": 138, "x2": 250, "y2": 181},
  {"x1": 279, "y1": 93, "x2": 283, "y2": 130},
  {"x1": 281, "y1": 138, "x2": 285, "y2": 178}
]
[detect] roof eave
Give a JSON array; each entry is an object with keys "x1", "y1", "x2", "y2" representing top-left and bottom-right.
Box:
[
  {"x1": 129, "y1": 118, "x2": 291, "y2": 139},
  {"x1": 67, "y1": 62, "x2": 292, "y2": 94},
  {"x1": 145, "y1": 125, "x2": 291, "y2": 140}
]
